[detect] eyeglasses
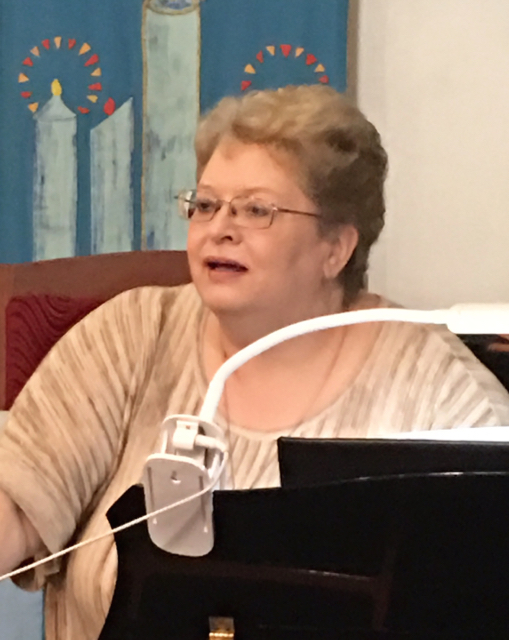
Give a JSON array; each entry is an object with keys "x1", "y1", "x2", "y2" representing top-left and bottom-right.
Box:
[{"x1": 175, "y1": 190, "x2": 320, "y2": 230}]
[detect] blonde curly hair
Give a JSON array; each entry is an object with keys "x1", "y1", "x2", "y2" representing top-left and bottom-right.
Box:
[{"x1": 195, "y1": 84, "x2": 388, "y2": 304}]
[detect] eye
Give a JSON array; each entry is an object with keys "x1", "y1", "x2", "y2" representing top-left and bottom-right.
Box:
[
  {"x1": 192, "y1": 196, "x2": 217, "y2": 216},
  {"x1": 243, "y1": 200, "x2": 272, "y2": 218}
]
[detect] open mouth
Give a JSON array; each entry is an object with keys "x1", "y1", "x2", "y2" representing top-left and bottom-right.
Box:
[{"x1": 205, "y1": 258, "x2": 248, "y2": 272}]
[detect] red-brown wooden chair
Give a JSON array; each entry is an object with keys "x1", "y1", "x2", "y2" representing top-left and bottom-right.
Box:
[{"x1": 0, "y1": 251, "x2": 191, "y2": 410}]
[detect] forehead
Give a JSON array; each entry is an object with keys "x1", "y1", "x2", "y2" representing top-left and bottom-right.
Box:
[{"x1": 199, "y1": 140, "x2": 301, "y2": 197}]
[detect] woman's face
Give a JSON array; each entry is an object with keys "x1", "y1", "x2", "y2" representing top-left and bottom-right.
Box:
[{"x1": 187, "y1": 140, "x2": 352, "y2": 324}]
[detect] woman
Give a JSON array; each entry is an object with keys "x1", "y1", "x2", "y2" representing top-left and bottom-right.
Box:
[{"x1": 0, "y1": 84, "x2": 508, "y2": 640}]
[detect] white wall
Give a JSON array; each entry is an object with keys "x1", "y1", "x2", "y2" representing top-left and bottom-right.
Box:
[{"x1": 356, "y1": 0, "x2": 509, "y2": 308}]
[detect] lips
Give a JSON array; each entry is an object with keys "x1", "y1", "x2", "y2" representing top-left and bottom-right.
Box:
[{"x1": 204, "y1": 257, "x2": 248, "y2": 272}]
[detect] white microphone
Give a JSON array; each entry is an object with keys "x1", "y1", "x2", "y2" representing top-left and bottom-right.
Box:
[{"x1": 143, "y1": 303, "x2": 509, "y2": 556}]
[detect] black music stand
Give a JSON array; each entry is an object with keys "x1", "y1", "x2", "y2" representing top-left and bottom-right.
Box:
[
  {"x1": 99, "y1": 470, "x2": 509, "y2": 640},
  {"x1": 99, "y1": 480, "x2": 402, "y2": 640}
]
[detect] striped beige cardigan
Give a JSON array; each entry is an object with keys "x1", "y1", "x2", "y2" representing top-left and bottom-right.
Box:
[{"x1": 0, "y1": 283, "x2": 508, "y2": 640}]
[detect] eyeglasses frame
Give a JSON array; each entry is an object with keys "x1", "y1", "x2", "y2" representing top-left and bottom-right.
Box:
[{"x1": 174, "y1": 190, "x2": 320, "y2": 229}]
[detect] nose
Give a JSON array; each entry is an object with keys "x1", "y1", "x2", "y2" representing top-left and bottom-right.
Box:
[{"x1": 207, "y1": 201, "x2": 240, "y2": 241}]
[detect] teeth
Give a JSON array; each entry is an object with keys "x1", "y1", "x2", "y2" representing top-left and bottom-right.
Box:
[{"x1": 208, "y1": 260, "x2": 246, "y2": 271}]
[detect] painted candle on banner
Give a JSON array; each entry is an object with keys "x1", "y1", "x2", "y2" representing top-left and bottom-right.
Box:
[
  {"x1": 91, "y1": 98, "x2": 135, "y2": 254},
  {"x1": 143, "y1": 0, "x2": 200, "y2": 250},
  {"x1": 33, "y1": 79, "x2": 77, "y2": 261}
]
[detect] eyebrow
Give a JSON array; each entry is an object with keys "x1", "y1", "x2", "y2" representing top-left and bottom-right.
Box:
[{"x1": 197, "y1": 184, "x2": 283, "y2": 201}]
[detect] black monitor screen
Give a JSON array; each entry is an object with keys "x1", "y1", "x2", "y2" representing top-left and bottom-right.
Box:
[{"x1": 278, "y1": 436, "x2": 509, "y2": 488}]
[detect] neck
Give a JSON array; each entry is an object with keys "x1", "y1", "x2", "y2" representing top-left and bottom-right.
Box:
[{"x1": 208, "y1": 288, "x2": 346, "y2": 369}]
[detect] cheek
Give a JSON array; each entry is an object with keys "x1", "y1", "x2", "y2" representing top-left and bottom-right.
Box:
[
  {"x1": 186, "y1": 225, "x2": 201, "y2": 259},
  {"x1": 185, "y1": 226, "x2": 204, "y2": 279},
  {"x1": 291, "y1": 239, "x2": 331, "y2": 288},
  {"x1": 257, "y1": 231, "x2": 325, "y2": 291},
  {"x1": 275, "y1": 226, "x2": 325, "y2": 269}
]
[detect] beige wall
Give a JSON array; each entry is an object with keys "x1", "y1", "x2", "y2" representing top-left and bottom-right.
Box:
[{"x1": 357, "y1": 0, "x2": 509, "y2": 308}]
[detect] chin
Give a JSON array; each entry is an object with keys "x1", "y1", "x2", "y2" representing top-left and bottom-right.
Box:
[{"x1": 195, "y1": 285, "x2": 250, "y2": 316}]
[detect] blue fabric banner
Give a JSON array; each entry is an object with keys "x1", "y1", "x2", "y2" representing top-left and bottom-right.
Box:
[
  {"x1": 0, "y1": 0, "x2": 143, "y2": 263},
  {"x1": 0, "y1": 0, "x2": 349, "y2": 264},
  {"x1": 200, "y1": 0, "x2": 349, "y2": 112}
]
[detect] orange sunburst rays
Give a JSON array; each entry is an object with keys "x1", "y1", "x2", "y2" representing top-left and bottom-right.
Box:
[
  {"x1": 18, "y1": 37, "x2": 102, "y2": 114},
  {"x1": 240, "y1": 44, "x2": 329, "y2": 92}
]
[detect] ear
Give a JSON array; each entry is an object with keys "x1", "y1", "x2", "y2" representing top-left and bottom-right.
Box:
[{"x1": 322, "y1": 224, "x2": 359, "y2": 280}]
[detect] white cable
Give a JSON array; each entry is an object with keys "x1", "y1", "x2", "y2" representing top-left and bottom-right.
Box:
[
  {"x1": 195, "y1": 434, "x2": 228, "y2": 453},
  {"x1": 0, "y1": 454, "x2": 227, "y2": 584},
  {"x1": 199, "y1": 307, "x2": 450, "y2": 423}
]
